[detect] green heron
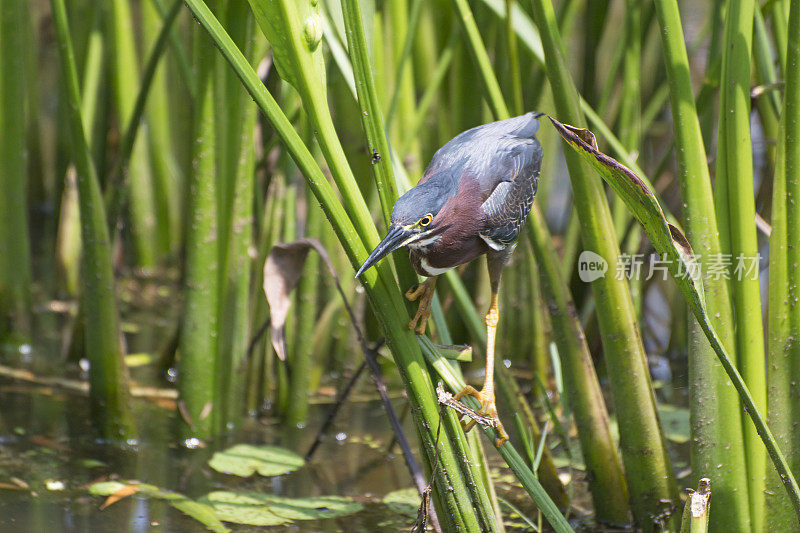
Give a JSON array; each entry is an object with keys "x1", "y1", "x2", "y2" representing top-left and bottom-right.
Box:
[{"x1": 356, "y1": 112, "x2": 543, "y2": 445}]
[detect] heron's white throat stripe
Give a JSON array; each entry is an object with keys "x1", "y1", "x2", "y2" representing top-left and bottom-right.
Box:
[
  {"x1": 401, "y1": 231, "x2": 441, "y2": 249},
  {"x1": 419, "y1": 257, "x2": 452, "y2": 276}
]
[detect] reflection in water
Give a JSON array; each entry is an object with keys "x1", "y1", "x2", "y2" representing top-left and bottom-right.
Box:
[{"x1": 0, "y1": 382, "x2": 427, "y2": 532}]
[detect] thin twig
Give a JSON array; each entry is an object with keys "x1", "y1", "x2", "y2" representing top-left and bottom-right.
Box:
[{"x1": 436, "y1": 383, "x2": 498, "y2": 429}]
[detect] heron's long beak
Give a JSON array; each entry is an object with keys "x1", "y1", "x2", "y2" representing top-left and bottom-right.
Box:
[{"x1": 355, "y1": 225, "x2": 413, "y2": 278}]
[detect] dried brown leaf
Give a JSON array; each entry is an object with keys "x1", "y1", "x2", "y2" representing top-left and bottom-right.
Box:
[
  {"x1": 100, "y1": 484, "x2": 140, "y2": 510},
  {"x1": 263, "y1": 238, "x2": 337, "y2": 361}
]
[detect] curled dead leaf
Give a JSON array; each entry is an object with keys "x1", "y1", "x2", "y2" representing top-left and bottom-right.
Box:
[
  {"x1": 263, "y1": 238, "x2": 338, "y2": 361},
  {"x1": 100, "y1": 484, "x2": 140, "y2": 510}
]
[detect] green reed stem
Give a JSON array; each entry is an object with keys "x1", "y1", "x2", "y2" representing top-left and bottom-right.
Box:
[
  {"x1": 143, "y1": 0, "x2": 182, "y2": 257},
  {"x1": 384, "y1": 0, "x2": 422, "y2": 133},
  {"x1": 526, "y1": 207, "x2": 630, "y2": 524},
  {"x1": 717, "y1": 0, "x2": 767, "y2": 525},
  {"x1": 107, "y1": 0, "x2": 159, "y2": 268},
  {"x1": 653, "y1": 1, "x2": 751, "y2": 530},
  {"x1": 178, "y1": 4, "x2": 220, "y2": 439},
  {"x1": 214, "y1": 1, "x2": 256, "y2": 433},
  {"x1": 768, "y1": 1, "x2": 800, "y2": 528},
  {"x1": 0, "y1": 0, "x2": 33, "y2": 341},
  {"x1": 505, "y1": 0, "x2": 524, "y2": 115},
  {"x1": 105, "y1": 0, "x2": 183, "y2": 244},
  {"x1": 341, "y1": 0, "x2": 398, "y2": 226},
  {"x1": 50, "y1": 0, "x2": 136, "y2": 441}
]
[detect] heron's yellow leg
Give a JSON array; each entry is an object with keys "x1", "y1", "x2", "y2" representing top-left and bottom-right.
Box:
[
  {"x1": 405, "y1": 277, "x2": 437, "y2": 334},
  {"x1": 454, "y1": 292, "x2": 508, "y2": 447}
]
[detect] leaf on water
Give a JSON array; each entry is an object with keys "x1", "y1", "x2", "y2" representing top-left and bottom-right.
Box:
[
  {"x1": 200, "y1": 491, "x2": 363, "y2": 526},
  {"x1": 263, "y1": 238, "x2": 339, "y2": 361},
  {"x1": 99, "y1": 484, "x2": 140, "y2": 509},
  {"x1": 89, "y1": 481, "x2": 229, "y2": 533},
  {"x1": 207, "y1": 444, "x2": 304, "y2": 477},
  {"x1": 200, "y1": 492, "x2": 290, "y2": 526},
  {"x1": 658, "y1": 404, "x2": 690, "y2": 444},
  {"x1": 382, "y1": 488, "x2": 420, "y2": 519}
]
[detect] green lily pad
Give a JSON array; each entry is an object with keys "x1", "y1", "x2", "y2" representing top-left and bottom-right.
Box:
[
  {"x1": 199, "y1": 492, "x2": 289, "y2": 526},
  {"x1": 382, "y1": 488, "x2": 419, "y2": 518},
  {"x1": 89, "y1": 481, "x2": 128, "y2": 496},
  {"x1": 207, "y1": 444, "x2": 304, "y2": 477},
  {"x1": 89, "y1": 481, "x2": 229, "y2": 533},
  {"x1": 200, "y1": 491, "x2": 363, "y2": 525}
]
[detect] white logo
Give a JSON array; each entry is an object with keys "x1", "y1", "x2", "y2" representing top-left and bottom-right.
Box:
[{"x1": 578, "y1": 251, "x2": 608, "y2": 282}]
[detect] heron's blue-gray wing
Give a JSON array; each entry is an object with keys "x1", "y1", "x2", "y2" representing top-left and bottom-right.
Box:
[{"x1": 478, "y1": 136, "x2": 542, "y2": 250}]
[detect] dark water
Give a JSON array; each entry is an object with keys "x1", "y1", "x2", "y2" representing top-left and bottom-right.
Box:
[{"x1": 0, "y1": 381, "x2": 433, "y2": 532}]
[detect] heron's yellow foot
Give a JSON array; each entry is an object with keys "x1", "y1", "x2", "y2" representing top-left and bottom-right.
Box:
[
  {"x1": 454, "y1": 385, "x2": 509, "y2": 447},
  {"x1": 405, "y1": 279, "x2": 436, "y2": 334}
]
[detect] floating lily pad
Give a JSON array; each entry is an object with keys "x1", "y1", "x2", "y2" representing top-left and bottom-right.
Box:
[
  {"x1": 89, "y1": 481, "x2": 229, "y2": 533},
  {"x1": 89, "y1": 481, "x2": 129, "y2": 496},
  {"x1": 382, "y1": 488, "x2": 419, "y2": 518},
  {"x1": 207, "y1": 444, "x2": 304, "y2": 477},
  {"x1": 200, "y1": 491, "x2": 363, "y2": 525}
]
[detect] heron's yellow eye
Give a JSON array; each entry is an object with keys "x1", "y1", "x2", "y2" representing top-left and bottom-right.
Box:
[{"x1": 419, "y1": 214, "x2": 433, "y2": 227}]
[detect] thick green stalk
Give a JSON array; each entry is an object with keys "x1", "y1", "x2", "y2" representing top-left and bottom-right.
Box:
[
  {"x1": 104, "y1": 0, "x2": 183, "y2": 246},
  {"x1": 770, "y1": 0, "x2": 790, "y2": 74},
  {"x1": 50, "y1": 0, "x2": 136, "y2": 440},
  {"x1": 0, "y1": 0, "x2": 33, "y2": 341},
  {"x1": 505, "y1": 0, "x2": 524, "y2": 115},
  {"x1": 384, "y1": 0, "x2": 422, "y2": 133},
  {"x1": 106, "y1": 0, "x2": 158, "y2": 268},
  {"x1": 653, "y1": 2, "x2": 752, "y2": 531},
  {"x1": 768, "y1": 1, "x2": 800, "y2": 527},
  {"x1": 340, "y1": 0, "x2": 398, "y2": 226},
  {"x1": 285, "y1": 191, "x2": 320, "y2": 428},
  {"x1": 526, "y1": 207, "x2": 630, "y2": 525},
  {"x1": 400, "y1": 26, "x2": 460, "y2": 155},
  {"x1": 530, "y1": 1, "x2": 678, "y2": 529},
  {"x1": 79, "y1": 6, "x2": 105, "y2": 165},
  {"x1": 143, "y1": 0, "x2": 182, "y2": 257},
  {"x1": 450, "y1": 0, "x2": 511, "y2": 118},
  {"x1": 386, "y1": 0, "x2": 422, "y2": 175},
  {"x1": 716, "y1": 0, "x2": 766, "y2": 524},
  {"x1": 178, "y1": 12, "x2": 219, "y2": 439},
  {"x1": 214, "y1": 0, "x2": 256, "y2": 433}
]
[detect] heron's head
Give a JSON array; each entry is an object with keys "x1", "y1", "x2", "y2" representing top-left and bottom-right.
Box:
[{"x1": 355, "y1": 183, "x2": 451, "y2": 277}]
